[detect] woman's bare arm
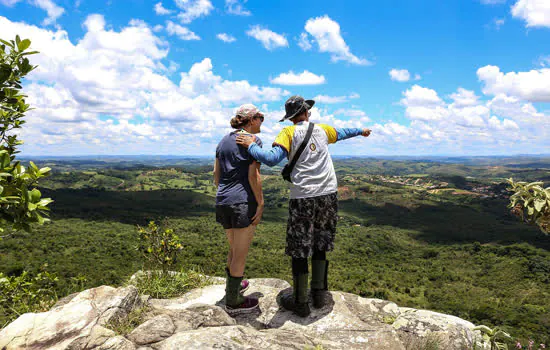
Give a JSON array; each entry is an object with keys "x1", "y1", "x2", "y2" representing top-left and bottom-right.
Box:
[
  {"x1": 248, "y1": 161, "x2": 264, "y2": 225},
  {"x1": 213, "y1": 158, "x2": 221, "y2": 187}
]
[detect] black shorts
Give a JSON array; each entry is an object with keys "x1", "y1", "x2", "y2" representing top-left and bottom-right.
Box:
[
  {"x1": 285, "y1": 192, "x2": 338, "y2": 258},
  {"x1": 216, "y1": 202, "x2": 258, "y2": 229}
]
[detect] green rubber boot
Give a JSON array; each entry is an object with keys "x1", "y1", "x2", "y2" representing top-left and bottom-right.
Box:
[
  {"x1": 224, "y1": 275, "x2": 259, "y2": 315},
  {"x1": 311, "y1": 260, "x2": 329, "y2": 308},
  {"x1": 281, "y1": 273, "x2": 310, "y2": 317}
]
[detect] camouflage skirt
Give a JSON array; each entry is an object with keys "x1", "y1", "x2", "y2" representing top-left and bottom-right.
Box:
[{"x1": 285, "y1": 192, "x2": 338, "y2": 258}]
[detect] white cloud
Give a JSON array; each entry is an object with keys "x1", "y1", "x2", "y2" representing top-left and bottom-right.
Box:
[
  {"x1": 154, "y1": 2, "x2": 172, "y2": 15},
  {"x1": 297, "y1": 32, "x2": 312, "y2": 51},
  {"x1": 449, "y1": 88, "x2": 480, "y2": 107},
  {"x1": 246, "y1": 25, "x2": 288, "y2": 50},
  {"x1": 488, "y1": 116, "x2": 520, "y2": 130},
  {"x1": 494, "y1": 18, "x2": 505, "y2": 29},
  {"x1": 165, "y1": 20, "x2": 200, "y2": 40},
  {"x1": 0, "y1": 0, "x2": 22, "y2": 6},
  {"x1": 225, "y1": 0, "x2": 250, "y2": 16},
  {"x1": 313, "y1": 93, "x2": 359, "y2": 104},
  {"x1": 387, "y1": 83, "x2": 550, "y2": 154},
  {"x1": 216, "y1": 33, "x2": 236, "y2": 43},
  {"x1": 270, "y1": 70, "x2": 326, "y2": 85},
  {"x1": 512, "y1": 0, "x2": 550, "y2": 28},
  {"x1": 334, "y1": 109, "x2": 369, "y2": 120},
  {"x1": 175, "y1": 0, "x2": 213, "y2": 24},
  {"x1": 477, "y1": 65, "x2": 550, "y2": 102},
  {"x1": 389, "y1": 69, "x2": 411, "y2": 82},
  {"x1": 10, "y1": 0, "x2": 64, "y2": 25},
  {"x1": 480, "y1": 0, "x2": 506, "y2": 4},
  {"x1": 0, "y1": 15, "x2": 291, "y2": 155},
  {"x1": 539, "y1": 55, "x2": 550, "y2": 67},
  {"x1": 303, "y1": 15, "x2": 370, "y2": 65},
  {"x1": 402, "y1": 85, "x2": 444, "y2": 106}
]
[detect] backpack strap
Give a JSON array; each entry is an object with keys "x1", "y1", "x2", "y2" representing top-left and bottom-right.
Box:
[{"x1": 286, "y1": 122, "x2": 315, "y2": 174}]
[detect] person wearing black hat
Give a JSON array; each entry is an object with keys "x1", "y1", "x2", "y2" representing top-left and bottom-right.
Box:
[{"x1": 236, "y1": 95, "x2": 371, "y2": 317}]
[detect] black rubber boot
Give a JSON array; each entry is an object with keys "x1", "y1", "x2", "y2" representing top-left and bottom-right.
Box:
[
  {"x1": 224, "y1": 275, "x2": 258, "y2": 315},
  {"x1": 281, "y1": 273, "x2": 310, "y2": 317},
  {"x1": 311, "y1": 260, "x2": 329, "y2": 308}
]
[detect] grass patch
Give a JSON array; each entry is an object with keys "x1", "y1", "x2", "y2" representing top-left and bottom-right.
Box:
[
  {"x1": 128, "y1": 268, "x2": 213, "y2": 299},
  {"x1": 105, "y1": 306, "x2": 150, "y2": 336},
  {"x1": 402, "y1": 332, "x2": 446, "y2": 350}
]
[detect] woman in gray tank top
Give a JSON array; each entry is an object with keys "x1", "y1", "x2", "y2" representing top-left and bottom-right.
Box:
[{"x1": 213, "y1": 104, "x2": 265, "y2": 315}]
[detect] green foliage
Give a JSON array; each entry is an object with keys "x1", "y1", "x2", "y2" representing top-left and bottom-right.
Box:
[
  {"x1": 508, "y1": 179, "x2": 550, "y2": 234},
  {"x1": 137, "y1": 221, "x2": 184, "y2": 272},
  {"x1": 0, "y1": 35, "x2": 52, "y2": 237},
  {"x1": 474, "y1": 325, "x2": 512, "y2": 350},
  {"x1": 104, "y1": 305, "x2": 150, "y2": 336},
  {"x1": 128, "y1": 268, "x2": 212, "y2": 299},
  {"x1": 0, "y1": 159, "x2": 549, "y2": 341},
  {"x1": 0, "y1": 266, "x2": 58, "y2": 327}
]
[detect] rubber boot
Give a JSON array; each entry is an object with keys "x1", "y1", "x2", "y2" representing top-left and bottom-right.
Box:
[
  {"x1": 224, "y1": 275, "x2": 259, "y2": 315},
  {"x1": 311, "y1": 260, "x2": 329, "y2": 308},
  {"x1": 225, "y1": 267, "x2": 249, "y2": 293},
  {"x1": 281, "y1": 273, "x2": 310, "y2": 317}
]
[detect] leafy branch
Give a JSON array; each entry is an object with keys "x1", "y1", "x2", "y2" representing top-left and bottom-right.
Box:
[
  {"x1": 0, "y1": 35, "x2": 53, "y2": 238},
  {"x1": 507, "y1": 178, "x2": 550, "y2": 235}
]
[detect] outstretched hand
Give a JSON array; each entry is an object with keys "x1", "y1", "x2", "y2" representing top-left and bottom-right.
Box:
[
  {"x1": 362, "y1": 128, "x2": 372, "y2": 137},
  {"x1": 236, "y1": 134, "x2": 256, "y2": 148}
]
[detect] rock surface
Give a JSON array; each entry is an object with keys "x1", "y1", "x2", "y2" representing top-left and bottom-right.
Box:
[{"x1": 0, "y1": 277, "x2": 490, "y2": 350}]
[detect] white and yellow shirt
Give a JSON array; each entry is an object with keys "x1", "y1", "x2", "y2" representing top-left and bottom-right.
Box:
[{"x1": 273, "y1": 121, "x2": 338, "y2": 199}]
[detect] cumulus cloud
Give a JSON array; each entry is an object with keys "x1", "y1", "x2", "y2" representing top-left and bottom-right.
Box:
[
  {"x1": 297, "y1": 32, "x2": 312, "y2": 51},
  {"x1": 246, "y1": 25, "x2": 288, "y2": 50},
  {"x1": 0, "y1": 15, "x2": 291, "y2": 155},
  {"x1": 477, "y1": 65, "x2": 550, "y2": 102},
  {"x1": 1, "y1": 0, "x2": 65, "y2": 24},
  {"x1": 389, "y1": 69, "x2": 411, "y2": 82},
  {"x1": 449, "y1": 88, "x2": 481, "y2": 107},
  {"x1": 511, "y1": 0, "x2": 550, "y2": 28},
  {"x1": 303, "y1": 15, "x2": 370, "y2": 65},
  {"x1": 175, "y1": 0, "x2": 213, "y2": 24},
  {"x1": 165, "y1": 20, "x2": 200, "y2": 40},
  {"x1": 313, "y1": 93, "x2": 360, "y2": 104},
  {"x1": 154, "y1": 2, "x2": 172, "y2": 15},
  {"x1": 334, "y1": 108, "x2": 369, "y2": 120},
  {"x1": 270, "y1": 70, "x2": 326, "y2": 85},
  {"x1": 387, "y1": 83, "x2": 550, "y2": 154},
  {"x1": 217, "y1": 33, "x2": 236, "y2": 43},
  {"x1": 225, "y1": 0, "x2": 250, "y2": 16}
]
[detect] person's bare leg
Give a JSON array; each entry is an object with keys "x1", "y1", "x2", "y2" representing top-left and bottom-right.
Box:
[
  {"x1": 225, "y1": 229, "x2": 234, "y2": 269},
  {"x1": 228, "y1": 225, "x2": 255, "y2": 277}
]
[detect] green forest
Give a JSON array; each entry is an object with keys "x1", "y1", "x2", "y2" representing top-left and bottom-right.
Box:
[{"x1": 1, "y1": 156, "x2": 549, "y2": 345}]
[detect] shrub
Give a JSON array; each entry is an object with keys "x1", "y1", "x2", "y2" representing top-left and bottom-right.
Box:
[
  {"x1": 507, "y1": 179, "x2": 549, "y2": 235},
  {"x1": 136, "y1": 221, "x2": 184, "y2": 273},
  {"x1": 0, "y1": 35, "x2": 53, "y2": 238},
  {"x1": 0, "y1": 267, "x2": 59, "y2": 328}
]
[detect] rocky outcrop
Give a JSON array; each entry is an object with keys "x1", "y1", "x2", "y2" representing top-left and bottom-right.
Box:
[{"x1": 0, "y1": 277, "x2": 489, "y2": 350}]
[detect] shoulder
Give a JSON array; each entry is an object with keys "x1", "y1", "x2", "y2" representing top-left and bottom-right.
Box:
[{"x1": 316, "y1": 124, "x2": 337, "y2": 143}]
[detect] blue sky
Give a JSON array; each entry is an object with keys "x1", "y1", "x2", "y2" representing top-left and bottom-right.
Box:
[{"x1": 0, "y1": 0, "x2": 549, "y2": 156}]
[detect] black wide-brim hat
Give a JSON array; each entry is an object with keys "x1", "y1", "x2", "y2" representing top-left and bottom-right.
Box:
[{"x1": 280, "y1": 95, "x2": 315, "y2": 122}]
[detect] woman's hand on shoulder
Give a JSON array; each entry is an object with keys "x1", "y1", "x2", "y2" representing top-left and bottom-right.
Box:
[{"x1": 236, "y1": 134, "x2": 256, "y2": 148}]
